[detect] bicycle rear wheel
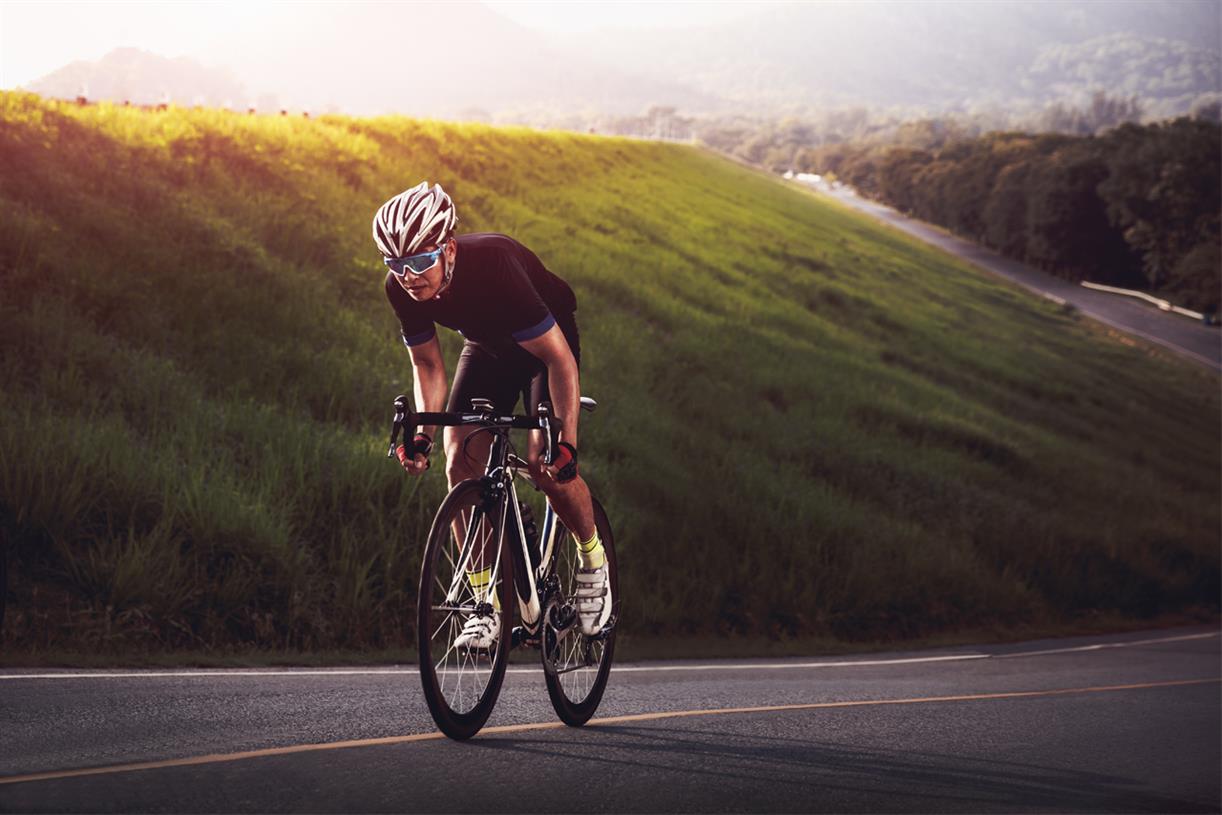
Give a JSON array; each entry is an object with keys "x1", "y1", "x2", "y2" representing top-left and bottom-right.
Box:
[
  {"x1": 417, "y1": 480, "x2": 513, "y2": 740},
  {"x1": 542, "y1": 498, "x2": 618, "y2": 726}
]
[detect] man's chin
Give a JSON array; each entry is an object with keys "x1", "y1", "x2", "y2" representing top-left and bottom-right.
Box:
[{"x1": 406, "y1": 286, "x2": 430, "y2": 301}]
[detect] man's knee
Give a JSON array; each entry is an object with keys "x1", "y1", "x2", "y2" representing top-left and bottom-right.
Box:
[
  {"x1": 444, "y1": 456, "x2": 474, "y2": 487},
  {"x1": 525, "y1": 449, "x2": 564, "y2": 489},
  {"x1": 528, "y1": 456, "x2": 584, "y2": 498},
  {"x1": 444, "y1": 428, "x2": 486, "y2": 485}
]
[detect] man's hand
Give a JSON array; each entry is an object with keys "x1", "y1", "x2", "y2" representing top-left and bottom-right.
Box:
[{"x1": 396, "y1": 433, "x2": 433, "y2": 476}]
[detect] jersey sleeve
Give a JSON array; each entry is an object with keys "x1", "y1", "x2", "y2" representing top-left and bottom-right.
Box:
[
  {"x1": 384, "y1": 274, "x2": 436, "y2": 347},
  {"x1": 498, "y1": 248, "x2": 555, "y2": 343}
]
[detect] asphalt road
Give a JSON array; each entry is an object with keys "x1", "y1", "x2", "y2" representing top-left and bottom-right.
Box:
[
  {"x1": 811, "y1": 185, "x2": 1221, "y2": 371},
  {"x1": 1, "y1": 625, "x2": 1219, "y2": 813}
]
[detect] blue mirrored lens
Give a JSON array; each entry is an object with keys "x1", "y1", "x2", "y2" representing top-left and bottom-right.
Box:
[{"x1": 384, "y1": 248, "x2": 441, "y2": 276}]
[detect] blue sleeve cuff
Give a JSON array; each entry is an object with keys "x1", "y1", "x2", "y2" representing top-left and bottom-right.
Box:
[
  {"x1": 511, "y1": 313, "x2": 556, "y2": 343},
  {"x1": 401, "y1": 326, "x2": 436, "y2": 347}
]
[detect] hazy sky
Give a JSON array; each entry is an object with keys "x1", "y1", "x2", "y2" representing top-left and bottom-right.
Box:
[
  {"x1": 485, "y1": 0, "x2": 762, "y2": 31},
  {"x1": 0, "y1": 0, "x2": 767, "y2": 89}
]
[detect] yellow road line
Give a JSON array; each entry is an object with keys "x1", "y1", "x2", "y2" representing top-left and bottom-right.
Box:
[{"x1": 1, "y1": 677, "x2": 1217, "y2": 787}]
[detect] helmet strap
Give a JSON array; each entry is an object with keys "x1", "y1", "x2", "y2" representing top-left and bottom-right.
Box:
[{"x1": 432, "y1": 241, "x2": 455, "y2": 299}]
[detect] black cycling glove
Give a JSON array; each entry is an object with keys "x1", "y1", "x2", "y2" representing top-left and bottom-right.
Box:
[
  {"x1": 396, "y1": 432, "x2": 433, "y2": 470},
  {"x1": 552, "y1": 441, "x2": 578, "y2": 483}
]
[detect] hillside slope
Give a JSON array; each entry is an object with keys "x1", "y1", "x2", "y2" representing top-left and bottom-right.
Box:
[{"x1": 0, "y1": 93, "x2": 1217, "y2": 654}]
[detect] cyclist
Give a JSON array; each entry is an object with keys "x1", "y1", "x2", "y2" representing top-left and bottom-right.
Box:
[{"x1": 374, "y1": 181, "x2": 610, "y2": 649}]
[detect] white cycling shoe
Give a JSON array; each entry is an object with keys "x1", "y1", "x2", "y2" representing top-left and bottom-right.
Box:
[
  {"x1": 454, "y1": 613, "x2": 500, "y2": 650},
  {"x1": 575, "y1": 563, "x2": 612, "y2": 636}
]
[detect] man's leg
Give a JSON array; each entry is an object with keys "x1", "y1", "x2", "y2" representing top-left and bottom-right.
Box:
[
  {"x1": 443, "y1": 342, "x2": 508, "y2": 618},
  {"x1": 527, "y1": 432, "x2": 595, "y2": 542},
  {"x1": 444, "y1": 424, "x2": 492, "y2": 488},
  {"x1": 527, "y1": 433, "x2": 609, "y2": 636},
  {"x1": 443, "y1": 424, "x2": 497, "y2": 590}
]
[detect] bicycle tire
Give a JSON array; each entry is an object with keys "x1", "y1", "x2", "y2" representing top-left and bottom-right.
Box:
[
  {"x1": 417, "y1": 479, "x2": 514, "y2": 740},
  {"x1": 543, "y1": 497, "x2": 618, "y2": 726}
]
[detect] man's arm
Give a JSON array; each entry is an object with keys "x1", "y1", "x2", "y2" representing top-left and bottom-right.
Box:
[
  {"x1": 518, "y1": 324, "x2": 580, "y2": 449},
  {"x1": 405, "y1": 335, "x2": 448, "y2": 472}
]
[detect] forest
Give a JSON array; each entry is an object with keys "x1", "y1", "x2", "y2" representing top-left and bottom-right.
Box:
[{"x1": 805, "y1": 116, "x2": 1221, "y2": 313}]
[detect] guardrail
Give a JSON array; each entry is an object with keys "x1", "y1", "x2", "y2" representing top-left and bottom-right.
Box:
[{"x1": 1080, "y1": 282, "x2": 1208, "y2": 322}]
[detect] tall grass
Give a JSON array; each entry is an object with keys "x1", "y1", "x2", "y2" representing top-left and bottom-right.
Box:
[{"x1": 0, "y1": 92, "x2": 1217, "y2": 654}]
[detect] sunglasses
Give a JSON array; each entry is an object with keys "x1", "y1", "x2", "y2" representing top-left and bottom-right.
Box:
[{"x1": 384, "y1": 245, "x2": 445, "y2": 277}]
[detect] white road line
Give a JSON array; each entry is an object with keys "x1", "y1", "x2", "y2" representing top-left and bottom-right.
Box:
[
  {"x1": 604, "y1": 654, "x2": 990, "y2": 673},
  {"x1": 0, "y1": 631, "x2": 1214, "y2": 680},
  {"x1": 994, "y1": 630, "x2": 1220, "y2": 658},
  {"x1": 0, "y1": 669, "x2": 417, "y2": 680},
  {"x1": 0, "y1": 654, "x2": 989, "y2": 681}
]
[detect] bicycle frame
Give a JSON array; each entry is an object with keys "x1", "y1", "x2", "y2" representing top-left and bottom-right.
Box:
[
  {"x1": 480, "y1": 429, "x2": 562, "y2": 634},
  {"x1": 389, "y1": 394, "x2": 589, "y2": 638},
  {"x1": 403, "y1": 393, "x2": 613, "y2": 740}
]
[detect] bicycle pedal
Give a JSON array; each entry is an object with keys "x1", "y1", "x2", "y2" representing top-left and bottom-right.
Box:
[
  {"x1": 588, "y1": 614, "x2": 618, "y2": 642},
  {"x1": 510, "y1": 625, "x2": 540, "y2": 650}
]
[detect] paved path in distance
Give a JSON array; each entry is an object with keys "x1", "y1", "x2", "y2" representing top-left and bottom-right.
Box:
[{"x1": 813, "y1": 185, "x2": 1221, "y2": 371}]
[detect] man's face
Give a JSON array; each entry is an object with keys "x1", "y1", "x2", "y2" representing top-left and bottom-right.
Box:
[{"x1": 395, "y1": 239, "x2": 453, "y2": 301}]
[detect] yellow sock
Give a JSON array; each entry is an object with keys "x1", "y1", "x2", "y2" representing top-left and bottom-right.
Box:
[
  {"x1": 575, "y1": 530, "x2": 605, "y2": 569},
  {"x1": 467, "y1": 567, "x2": 500, "y2": 611}
]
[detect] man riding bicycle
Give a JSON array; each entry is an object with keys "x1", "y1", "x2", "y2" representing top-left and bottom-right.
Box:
[{"x1": 374, "y1": 181, "x2": 610, "y2": 650}]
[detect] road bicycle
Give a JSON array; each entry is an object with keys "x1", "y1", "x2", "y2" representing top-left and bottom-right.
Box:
[{"x1": 388, "y1": 394, "x2": 619, "y2": 740}]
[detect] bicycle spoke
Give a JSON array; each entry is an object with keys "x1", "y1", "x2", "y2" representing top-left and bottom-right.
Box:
[
  {"x1": 420, "y1": 481, "x2": 511, "y2": 727},
  {"x1": 540, "y1": 503, "x2": 615, "y2": 723}
]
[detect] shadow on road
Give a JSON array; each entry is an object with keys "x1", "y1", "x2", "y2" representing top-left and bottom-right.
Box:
[{"x1": 472, "y1": 722, "x2": 1212, "y2": 813}]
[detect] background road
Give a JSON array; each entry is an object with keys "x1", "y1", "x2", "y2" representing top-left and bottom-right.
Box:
[
  {"x1": 1, "y1": 625, "x2": 1219, "y2": 812},
  {"x1": 812, "y1": 185, "x2": 1222, "y2": 371}
]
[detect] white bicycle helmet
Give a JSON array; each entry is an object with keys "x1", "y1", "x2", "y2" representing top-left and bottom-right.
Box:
[{"x1": 372, "y1": 181, "x2": 458, "y2": 257}]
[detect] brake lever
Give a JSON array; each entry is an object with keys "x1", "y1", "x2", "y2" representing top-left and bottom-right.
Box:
[
  {"x1": 537, "y1": 404, "x2": 553, "y2": 465},
  {"x1": 388, "y1": 394, "x2": 410, "y2": 458},
  {"x1": 536, "y1": 403, "x2": 564, "y2": 466}
]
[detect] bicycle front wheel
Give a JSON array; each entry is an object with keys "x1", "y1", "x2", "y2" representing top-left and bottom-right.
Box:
[
  {"x1": 542, "y1": 497, "x2": 618, "y2": 726},
  {"x1": 417, "y1": 479, "x2": 513, "y2": 740}
]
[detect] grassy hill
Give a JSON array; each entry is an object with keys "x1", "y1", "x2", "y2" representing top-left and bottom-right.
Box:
[{"x1": 0, "y1": 92, "x2": 1217, "y2": 659}]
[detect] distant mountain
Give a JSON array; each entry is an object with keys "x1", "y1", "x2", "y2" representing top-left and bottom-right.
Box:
[
  {"x1": 1029, "y1": 33, "x2": 1222, "y2": 117},
  {"x1": 213, "y1": 2, "x2": 721, "y2": 117},
  {"x1": 560, "y1": 0, "x2": 1221, "y2": 116},
  {"x1": 19, "y1": 1, "x2": 1220, "y2": 120},
  {"x1": 23, "y1": 47, "x2": 252, "y2": 108},
  {"x1": 21, "y1": 3, "x2": 720, "y2": 117}
]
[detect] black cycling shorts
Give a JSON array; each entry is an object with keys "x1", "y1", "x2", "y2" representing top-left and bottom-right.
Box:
[{"x1": 447, "y1": 313, "x2": 580, "y2": 416}]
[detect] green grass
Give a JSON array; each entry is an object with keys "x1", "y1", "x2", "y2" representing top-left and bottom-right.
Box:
[{"x1": 0, "y1": 92, "x2": 1217, "y2": 659}]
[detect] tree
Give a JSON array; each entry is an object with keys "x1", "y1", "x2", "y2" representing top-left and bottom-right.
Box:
[
  {"x1": 1025, "y1": 144, "x2": 1140, "y2": 283},
  {"x1": 1098, "y1": 118, "x2": 1222, "y2": 291},
  {"x1": 983, "y1": 159, "x2": 1034, "y2": 258},
  {"x1": 875, "y1": 148, "x2": 931, "y2": 213}
]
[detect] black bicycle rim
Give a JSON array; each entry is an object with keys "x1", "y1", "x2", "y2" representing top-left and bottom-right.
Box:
[
  {"x1": 543, "y1": 498, "x2": 618, "y2": 726},
  {"x1": 417, "y1": 480, "x2": 513, "y2": 740}
]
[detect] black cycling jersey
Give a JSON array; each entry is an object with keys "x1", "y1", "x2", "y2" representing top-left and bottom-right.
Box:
[{"x1": 385, "y1": 232, "x2": 577, "y2": 356}]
